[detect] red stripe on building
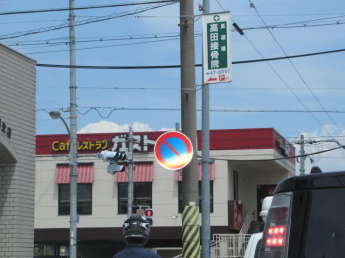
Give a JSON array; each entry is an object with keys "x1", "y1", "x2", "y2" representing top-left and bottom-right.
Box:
[
  {"x1": 174, "y1": 163, "x2": 215, "y2": 181},
  {"x1": 115, "y1": 163, "x2": 153, "y2": 182},
  {"x1": 56, "y1": 164, "x2": 94, "y2": 184}
]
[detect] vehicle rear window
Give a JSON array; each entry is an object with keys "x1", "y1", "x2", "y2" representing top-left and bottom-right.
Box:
[{"x1": 303, "y1": 188, "x2": 345, "y2": 258}]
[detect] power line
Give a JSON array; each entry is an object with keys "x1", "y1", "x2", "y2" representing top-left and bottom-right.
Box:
[
  {"x1": 248, "y1": 0, "x2": 345, "y2": 139},
  {"x1": 5, "y1": 19, "x2": 344, "y2": 50},
  {"x1": 5, "y1": 31, "x2": 188, "y2": 47},
  {"x1": 35, "y1": 47, "x2": 345, "y2": 69},
  {"x1": 249, "y1": 14, "x2": 345, "y2": 27},
  {"x1": 211, "y1": 145, "x2": 344, "y2": 162},
  {"x1": 243, "y1": 20, "x2": 345, "y2": 31},
  {"x1": 6, "y1": 13, "x2": 345, "y2": 47},
  {"x1": 36, "y1": 107, "x2": 345, "y2": 113},
  {"x1": 24, "y1": 36, "x2": 184, "y2": 54},
  {"x1": 0, "y1": 1, "x2": 177, "y2": 16},
  {"x1": 234, "y1": 13, "x2": 345, "y2": 17},
  {"x1": 0, "y1": 19, "x2": 68, "y2": 25},
  {"x1": 0, "y1": 1, "x2": 177, "y2": 40},
  {"x1": 223, "y1": 0, "x2": 345, "y2": 151},
  {"x1": 74, "y1": 107, "x2": 345, "y2": 119},
  {"x1": 36, "y1": 107, "x2": 345, "y2": 119},
  {"x1": 78, "y1": 86, "x2": 345, "y2": 91}
]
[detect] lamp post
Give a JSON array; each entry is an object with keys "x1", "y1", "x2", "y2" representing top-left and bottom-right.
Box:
[{"x1": 49, "y1": 111, "x2": 78, "y2": 257}]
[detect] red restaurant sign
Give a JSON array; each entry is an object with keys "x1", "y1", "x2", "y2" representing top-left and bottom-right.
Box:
[{"x1": 36, "y1": 129, "x2": 295, "y2": 165}]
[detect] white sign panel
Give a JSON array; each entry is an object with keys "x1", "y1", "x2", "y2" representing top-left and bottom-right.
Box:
[{"x1": 203, "y1": 12, "x2": 232, "y2": 84}]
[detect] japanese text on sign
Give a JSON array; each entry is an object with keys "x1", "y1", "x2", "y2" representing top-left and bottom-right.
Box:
[
  {"x1": 52, "y1": 140, "x2": 108, "y2": 151},
  {"x1": 203, "y1": 12, "x2": 232, "y2": 84},
  {"x1": 208, "y1": 19, "x2": 228, "y2": 70}
]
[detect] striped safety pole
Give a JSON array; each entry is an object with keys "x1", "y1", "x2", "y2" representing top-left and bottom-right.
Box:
[{"x1": 182, "y1": 205, "x2": 201, "y2": 258}]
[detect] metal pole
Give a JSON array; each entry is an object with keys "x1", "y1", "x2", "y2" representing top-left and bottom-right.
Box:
[
  {"x1": 176, "y1": 122, "x2": 180, "y2": 131},
  {"x1": 180, "y1": 0, "x2": 200, "y2": 257},
  {"x1": 201, "y1": 0, "x2": 211, "y2": 257},
  {"x1": 180, "y1": 0, "x2": 198, "y2": 208},
  {"x1": 69, "y1": 0, "x2": 78, "y2": 257},
  {"x1": 127, "y1": 128, "x2": 134, "y2": 217},
  {"x1": 300, "y1": 134, "x2": 305, "y2": 175}
]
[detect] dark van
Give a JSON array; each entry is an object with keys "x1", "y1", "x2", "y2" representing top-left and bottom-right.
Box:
[{"x1": 259, "y1": 170, "x2": 345, "y2": 258}]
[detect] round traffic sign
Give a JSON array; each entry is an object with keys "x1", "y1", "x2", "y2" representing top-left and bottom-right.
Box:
[{"x1": 154, "y1": 131, "x2": 193, "y2": 170}]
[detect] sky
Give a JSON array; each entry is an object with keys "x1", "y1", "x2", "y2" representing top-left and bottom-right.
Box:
[{"x1": 1, "y1": 0, "x2": 345, "y2": 174}]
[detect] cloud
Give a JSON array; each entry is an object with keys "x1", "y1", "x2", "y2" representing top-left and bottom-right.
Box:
[
  {"x1": 78, "y1": 121, "x2": 174, "y2": 133},
  {"x1": 293, "y1": 125, "x2": 345, "y2": 175}
]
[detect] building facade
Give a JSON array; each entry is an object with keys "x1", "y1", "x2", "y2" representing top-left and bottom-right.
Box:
[
  {"x1": 35, "y1": 128, "x2": 295, "y2": 258},
  {"x1": 0, "y1": 43, "x2": 37, "y2": 257}
]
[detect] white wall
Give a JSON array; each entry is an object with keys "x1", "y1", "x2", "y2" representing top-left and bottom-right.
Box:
[
  {"x1": 35, "y1": 148, "x2": 294, "y2": 230},
  {"x1": 0, "y1": 43, "x2": 36, "y2": 258}
]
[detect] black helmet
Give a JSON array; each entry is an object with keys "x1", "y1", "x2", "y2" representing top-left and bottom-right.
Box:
[{"x1": 122, "y1": 215, "x2": 150, "y2": 244}]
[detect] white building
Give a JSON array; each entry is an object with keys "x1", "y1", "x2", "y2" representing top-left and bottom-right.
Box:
[
  {"x1": 0, "y1": 43, "x2": 36, "y2": 258},
  {"x1": 35, "y1": 128, "x2": 295, "y2": 258}
]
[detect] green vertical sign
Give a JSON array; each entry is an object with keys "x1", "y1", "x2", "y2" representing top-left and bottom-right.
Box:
[
  {"x1": 203, "y1": 12, "x2": 232, "y2": 84},
  {"x1": 207, "y1": 20, "x2": 228, "y2": 70}
]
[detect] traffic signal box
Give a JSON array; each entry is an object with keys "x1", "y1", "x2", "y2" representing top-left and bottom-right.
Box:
[{"x1": 144, "y1": 208, "x2": 154, "y2": 226}]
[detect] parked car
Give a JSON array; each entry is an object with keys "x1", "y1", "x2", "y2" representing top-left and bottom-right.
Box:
[
  {"x1": 259, "y1": 169, "x2": 345, "y2": 258},
  {"x1": 244, "y1": 197, "x2": 273, "y2": 258}
]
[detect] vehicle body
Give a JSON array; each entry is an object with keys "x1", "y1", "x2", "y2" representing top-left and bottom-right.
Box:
[
  {"x1": 259, "y1": 170, "x2": 345, "y2": 258},
  {"x1": 244, "y1": 197, "x2": 272, "y2": 258},
  {"x1": 244, "y1": 233, "x2": 262, "y2": 258}
]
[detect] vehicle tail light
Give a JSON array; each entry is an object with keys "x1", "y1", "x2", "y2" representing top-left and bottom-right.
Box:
[
  {"x1": 266, "y1": 226, "x2": 286, "y2": 247},
  {"x1": 259, "y1": 193, "x2": 292, "y2": 258}
]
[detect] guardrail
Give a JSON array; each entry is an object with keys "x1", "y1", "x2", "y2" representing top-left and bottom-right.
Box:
[
  {"x1": 172, "y1": 234, "x2": 251, "y2": 258},
  {"x1": 212, "y1": 234, "x2": 251, "y2": 258}
]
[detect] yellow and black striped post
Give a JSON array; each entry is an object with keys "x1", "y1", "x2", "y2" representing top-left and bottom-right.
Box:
[{"x1": 182, "y1": 205, "x2": 201, "y2": 258}]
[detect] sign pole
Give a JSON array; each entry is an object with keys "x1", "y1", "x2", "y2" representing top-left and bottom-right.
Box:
[
  {"x1": 201, "y1": 1, "x2": 211, "y2": 257},
  {"x1": 127, "y1": 127, "x2": 134, "y2": 217},
  {"x1": 202, "y1": 10, "x2": 231, "y2": 258}
]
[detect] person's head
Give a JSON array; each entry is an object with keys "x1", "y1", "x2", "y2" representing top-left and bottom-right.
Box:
[{"x1": 122, "y1": 215, "x2": 150, "y2": 245}]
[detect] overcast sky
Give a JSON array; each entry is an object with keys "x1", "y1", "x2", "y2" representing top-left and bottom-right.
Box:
[{"x1": 1, "y1": 0, "x2": 345, "y2": 174}]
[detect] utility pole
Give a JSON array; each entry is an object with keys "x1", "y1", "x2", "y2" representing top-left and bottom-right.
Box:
[
  {"x1": 201, "y1": 0, "x2": 211, "y2": 256},
  {"x1": 68, "y1": 0, "x2": 78, "y2": 257},
  {"x1": 180, "y1": 0, "x2": 200, "y2": 257},
  {"x1": 127, "y1": 128, "x2": 134, "y2": 217},
  {"x1": 300, "y1": 134, "x2": 305, "y2": 175}
]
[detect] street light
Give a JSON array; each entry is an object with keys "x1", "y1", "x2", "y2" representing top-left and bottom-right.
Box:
[
  {"x1": 49, "y1": 110, "x2": 78, "y2": 257},
  {"x1": 49, "y1": 111, "x2": 71, "y2": 137}
]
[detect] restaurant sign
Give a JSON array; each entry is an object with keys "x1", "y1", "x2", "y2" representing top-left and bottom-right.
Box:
[{"x1": 50, "y1": 134, "x2": 156, "y2": 153}]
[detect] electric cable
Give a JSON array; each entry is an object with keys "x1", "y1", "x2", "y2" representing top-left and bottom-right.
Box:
[
  {"x1": 35, "y1": 47, "x2": 345, "y2": 68},
  {"x1": 5, "y1": 31, "x2": 189, "y2": 47},
  {"x1": 25, "y1": 36, "x2": 184, "y2": 54},
  {"x1": 35, "y1": 157, "x2": 69, "y2": 206},
  {"x1": 222, "y1": 1, "x2": 344, "y2": 147},
  {"x1": 248, "y1": 0, "x2": 345, "y2": 139},
  {"x1": 0, "y1": 1, "x2": 177, "y2": 40},
  {"x1": 38, "y1": 107, "x2": 344, "y2": 119},
  {"x1": 0, "y1": 1, "x2": 178, "y2": 16},
  {"x1": 77, "y1": 86, "x2": 345, "y2": 91},
  {"x1": 210, "y1": 145, "x2": 344, "y2": 162},
  {"x1": 6, "y1": 13, "x2": 345, "y2": 48},
  {"x1": 215, "y1": 0, "x2": 345, "y2": 150}
]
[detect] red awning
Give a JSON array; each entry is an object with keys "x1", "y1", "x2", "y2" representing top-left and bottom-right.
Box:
[
  {"x1": 175, "y1": 163, "x2": 215, "y2": 181},
  {"x1": 56, "y1": 164, "x2": 94, "y2": 184},
  {"x1": 115, "y1": 163, "x2": 153, "y2": 183}
]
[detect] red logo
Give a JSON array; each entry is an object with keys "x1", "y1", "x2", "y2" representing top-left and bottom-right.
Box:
[{"x1": 219, "y1": 75, "x2": 225, "y2": 81}]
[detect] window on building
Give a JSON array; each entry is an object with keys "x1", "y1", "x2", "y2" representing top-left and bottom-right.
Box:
[
  {"x1": 178, "y1": 181, "x2": 214, "y2": 213},
  {"x1": 58, "y1": 183, "x2": 92, "y2": 215},
  {"x1": 118, "y1": 182, "x2": 152, "y2": 214}
]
